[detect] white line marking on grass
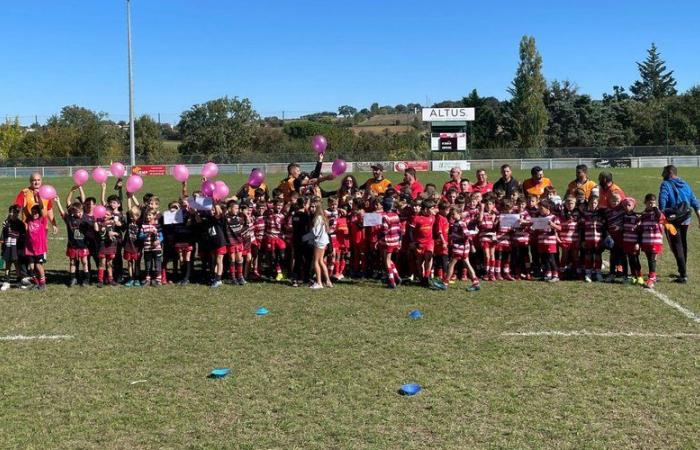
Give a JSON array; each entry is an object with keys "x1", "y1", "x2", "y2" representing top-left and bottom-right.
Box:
[
  {"x1": 646, "y1": 288, "x2": 700, "y2": 324},
  {"x1": 502, "y1": 331, "x2": 700, "y2": 338},
  {"x1": 0, "y1": 334, "x2": 74, "y2": 341},
  {"x1": 130, "y1": 380, "x2": 148, "y2": 385}
]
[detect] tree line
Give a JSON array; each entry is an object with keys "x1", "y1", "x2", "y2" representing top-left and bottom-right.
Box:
[{"x1": 1, "y1": 38, "x2": 698, "y2": 165}]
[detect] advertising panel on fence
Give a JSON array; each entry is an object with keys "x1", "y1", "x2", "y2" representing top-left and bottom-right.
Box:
[
  {"x1": 594, "y1": 158, "x2": 632, "y2": 168},
  {"x1": 393, "y1": 161, "x2": 429, "y2": 172},
  {"x1": 354, "y1": 161, "x2": 392, "y2": 172},
  {"x1": 132, "y1": 165, "x2": 167, "y2": 176},
  {"x1": 431, "y1": 160, "x2": 471, "y2": 171}
]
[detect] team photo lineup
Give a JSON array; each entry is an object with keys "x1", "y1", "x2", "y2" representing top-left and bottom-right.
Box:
[{"x1": 6, "y1": 156, "x2": 698, "y2": 292}]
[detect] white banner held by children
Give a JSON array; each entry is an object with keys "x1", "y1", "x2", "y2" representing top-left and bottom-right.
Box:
[
  {"x1": 499, "y1": 214, "x2": 519, "y2": 231},
  {"x1": 363, "y1": 213, "x2": 382, "y2": 227},
  {"x1": 531, "y1": 217, "x2": 551, "y2": 231}
]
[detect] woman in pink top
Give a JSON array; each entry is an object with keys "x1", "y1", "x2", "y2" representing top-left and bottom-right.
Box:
[{"x1": 25, "y1": 204, "x2": 49, "y2": 290}]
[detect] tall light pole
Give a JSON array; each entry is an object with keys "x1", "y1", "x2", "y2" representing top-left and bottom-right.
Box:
[{"x1": 126, "y1": 0, "x2": 136, "y2": 167}]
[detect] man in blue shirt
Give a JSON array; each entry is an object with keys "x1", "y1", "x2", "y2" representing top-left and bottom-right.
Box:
[{"x1": 658, "y1": 165, "x2": 700, "y2": 283}]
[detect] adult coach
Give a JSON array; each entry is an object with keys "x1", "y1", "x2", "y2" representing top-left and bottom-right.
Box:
[
  {"x1": 470, "y1": 169, "x2": 493, "y2": 194},
  {"x1": 360, "y1": 164, "x2": 392, "y2": 195},
  {"x1": 441, "y1": 167, "x2": 465, "y2": 196},
  {"x1": 397, "y1": 168, "x2": 424, "y2": 199},
  {"x1": 278, "y1": 153, "x2": 324, "y2": 201},
  {"x1": 14, "y1": 172, "x2": 58, "y2": 235},
  {"x1": 659, "y1": 165, "x2": 700, "y2": 283},
  {"x1": 597, "y1": 171, "x2": 625, "y2": 209},
  {"x1": 493, "y1": 164, "x2": 519, "y2": 197},
  {"x1": 522, "y1": 166, "x2": 552, "y2": 197},
  {"x1": 566, "y1": 164, "x2": 597, "y2": 199}
]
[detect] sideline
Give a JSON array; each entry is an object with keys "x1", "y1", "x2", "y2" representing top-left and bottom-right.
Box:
[
  {"x1": 646, "y1": 288, "x2": 700, "y2": 324},
  {"x1": 0, "y1": 334, "x2": 74, "y2": 341},
  {"x1": 501, "y1": 330, "x2": 700, "y2": 338}
]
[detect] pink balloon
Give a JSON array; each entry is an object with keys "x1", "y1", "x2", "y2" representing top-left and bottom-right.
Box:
[
  {"x1": 311, "y1": 135, "x2": 327, "y2": 153},
  {"x1": 73, "y1": 169, "x2": 89, "y2": 186},
  {"x1": 126, "y1": 175, "x2": 143, "y2": 193},
  {"x1": 110, "y1": 162, "x2": 126, "y2": 178},
  {"x1": 201, "y1": 180, "x2": 215, "y2": 197},
  {"x1": 201, "y1": 162, "x2": 219, "y2": 178},
  {"x1": 38, "y1": 184, "x2": 57, "y2": 200},
  {"x1": 331, "y1": 159, "x2": 347, "y2": 177},
  {"x1": 173, "y1": 164, "x2": 189, "y2": 183},
  {"x1": 213, "y1": 181, "x2": 229, "y2": 200},
  {"x1": 248, "y1": 169, "x2": 265, "y2": 188},
  {"x1": 92, "y1": 167, "x2": 108, "y2": 184},
  {"x1": 93, "y1": 205, "x2": 107, "y2": 220}
]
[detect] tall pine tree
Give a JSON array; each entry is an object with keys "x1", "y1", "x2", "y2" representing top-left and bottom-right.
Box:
[
  {"x1": 508, "y1": 35, "x2": 549, "y2": 151},
  {"x1": 630, "y1": 43, "x2": 677, "y2": 101}
]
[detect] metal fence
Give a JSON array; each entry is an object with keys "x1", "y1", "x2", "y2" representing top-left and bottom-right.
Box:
[{"x1": 3, "y1": 155, "x2": 700, "y2": 179}]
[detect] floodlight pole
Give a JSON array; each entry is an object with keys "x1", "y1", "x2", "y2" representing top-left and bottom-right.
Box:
[{"x1": 127, "y1": 0, "x2": 136, "y2": 167}]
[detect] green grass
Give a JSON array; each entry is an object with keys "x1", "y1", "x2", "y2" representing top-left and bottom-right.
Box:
[{"x1": 1, "y1": 168, "x2": 699, "y2": 449}]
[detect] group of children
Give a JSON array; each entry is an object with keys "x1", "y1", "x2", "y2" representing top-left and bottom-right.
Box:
[{"x1": 1, "y1": 173, "x2": 670, "y2": 291}]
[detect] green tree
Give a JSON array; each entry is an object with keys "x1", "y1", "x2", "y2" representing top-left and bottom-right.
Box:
[
  {"x1": 630, "y1": 43, "x2": 677, "y2": 101},
  {"x1": 135, "y1": 115, "x2": 178, "y2": 163},
  {"x1": 508, "y1": 35, "x2": 549, "y2": 152},
  {"x1": 337, "y1": 105, "x2": 357, "y2": 117},
  {"x1": 177, "y1": 97, "x2": 259, "y2": 160},
  {"x1": 0, "y1": 118, "x2": 23, "y2": 159}
]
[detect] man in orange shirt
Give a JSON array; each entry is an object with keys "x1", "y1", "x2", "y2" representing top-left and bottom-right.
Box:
[
  {"x1": 14, "y1": 172, "x2": 58, "y2": 234},
  {"x1": 522, "y1": 166, "x2": 553, "y2": 196},
  {"x1": 360, "y1": 164, "x2": 392, "y2": 195},
  {"x1": 567, "y1": 164, "x2": 597, "y2": 199},
  {"x1": 597, "y1": 171, "x2": 625, "y2": 209}
]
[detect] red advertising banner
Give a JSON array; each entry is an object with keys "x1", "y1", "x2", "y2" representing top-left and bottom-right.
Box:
[
  {"x1": 393, "y1": 161, "x2": 429, "y2": 172},
  {"x1": 132, "y1": 165, "x2": 167, "y2": 176}
]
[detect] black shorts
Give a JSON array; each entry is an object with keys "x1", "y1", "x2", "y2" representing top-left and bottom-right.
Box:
[{"x1": 28, "y1": 254, "x2": 46, "y2": 264}]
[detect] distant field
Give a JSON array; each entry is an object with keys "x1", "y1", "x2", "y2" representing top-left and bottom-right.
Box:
[
  {"x1": 1, "y1": 168, "x2": 699, "y2": 449},
  {"x1": 351, "y1": 125, "x2": 416, "y2": 135}
]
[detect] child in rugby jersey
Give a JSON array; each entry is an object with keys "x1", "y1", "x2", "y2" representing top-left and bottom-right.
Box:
[
  {"x1": 251, "y1": 202, "x2": 267, "y2": 279},
  {"x1": 535, "y1": 200, "x2": 561, "y2": 282},
  {"x1": 525, "y1": 195, "x2": 541, "y2": 278},
  {"x1": 478, "y1": 196, "x2": 498, "y2": 280},
  {"x1": 334, "y1": 204, "x2": 350, "y2": 280},
  {"x1": 205, "y1": 204, "x2": 227, "y2": 288},
  {"x1": 494, "y1": 199, "x2": 516, "y2": 281},
  {"x1": 432, "y1": 200, "x2": 450, "y2": 282},
  {"x1": 239, "y1": 201, "x2": 255, "y2": 280},
  {"x1": 639, "y1": 194, "x2": 666, "y2": 289},
  {"x1": 511, "y1": 196, "x2": 532, "y2": 279},
  {"x1": 54, "y1": 198, "x2": 90, "y2": 287},
  {"x1": 264, "y1": 199, "x2": 286, "y2": 281},
  {"x1": 580, "y1": 195, "x2": 605, "y2": 282},
  {"x1": 325, "y1": 197, "x2": 340, "y2": 279},
  {"x1": 604, "y1": 193, "x2": 626, "y2": 282},
  {"x1": 140, "y1": 208, "x2": 163, "y2": 287},
  {"x1": 446, "y1": 207, "x2": 479, "y2": 290},
  {"x1": 348, "y1": 200, "x2": 366, "y2": 277},
  {"x1": 409, "y1": 199, "x2": 436, "y2": 285},
  {"x1": 620, "y1": 198, "x2": 643, "y2": 285},
  {"x1": 224, "y1": 199, "x2": 246, "y2": 285},
  {"x1": 1, "y1": 205, "x2": 26, "y2": 291},
  {"x1": 24, "y1": 204, "x2": 49, "y2": 290},
  {"x1": 558, "y1": 196, "x2": 581, "y2": 280},
  {"x1": 123, "y1": 206, "x2": 142, "y2": 287},
  {"x1": 94, "y1": 208, "x2": 122, "y2": 287},
  {"x1": 380, "y1": 197, "x2": 402, "y2": 288}
]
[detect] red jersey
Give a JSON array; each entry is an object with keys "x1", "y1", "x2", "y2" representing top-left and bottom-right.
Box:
[
  {"x1": 264, "y1": 210, "x2": 284, "y2": 239},
  {"x1": 639, "y1": 208, "x2": 664, "y2": 252},
  {"x1": 433, "y1": 213, "x2": 449, "y2": 255},
  {"x1": 411, "y1": 214, "x2": 435, "y2": 248},
  {"x1": 557, "y1": 210, "x2": 580, "y2": 247},
  {"x1": 580, "y1": 209, "x2": 605, "y2": 247},
  {"x1": 536, "y1": 214, "x2": 560, "y2": 253},
  {"x1": 335, "y1": 216, "x2": 349, "y2": 249},
  {"x1": 381, "y1": 212, "x2": 401, "y2": 249}
]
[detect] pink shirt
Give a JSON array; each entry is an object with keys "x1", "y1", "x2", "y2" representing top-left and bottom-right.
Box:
[{"x1": 25, "y1": 216, "x2": 48, "y2": 256}]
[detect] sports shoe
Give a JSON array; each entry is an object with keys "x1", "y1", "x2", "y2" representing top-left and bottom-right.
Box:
[
  {"x1": 388, "y1": 281, "x2": 396, "y2": 289},
  {"x1": 0, "y1": 282, "x2": 10, "y2": 291},
  {"x1": 644, "y1": 278, "x2": 655, "y2": 289},
  {"x1": 605, "y1": 274, "x2": 616, "y2": 283},
  {"x1": 68, "y1": 278, "x2": 78, "y2": 287},
  {"x1": 275, "y1": 273, "x2": 284, "y2": 282},
  {"x1": 210, "y1": 280, "x2": 222, "y2": 289},
  {"x1": 97, "y1": 282, "x2": 104, "y2": 288},
  {"x1": 503, "y1": 274, "x2": 516, "y2": 281},
  {"x1": 672, "y1": 276, "x2": 688, "y2": 284},
  {"x1": 547, "y1": 276, "x2": 559, "y2": 283},
  {"x1": 466, "y1": 283, "x2": 481, "y2": 292},
  {"x1": 81, "y1": 279, "x2": 90, "y2": 287},
  {"x1": 109, "y1": 280, "x2": 119, "y2": 287},
  {"x1": 335, "y1": 274, "x2": 344, "y2": 281},
  {"x1": 309, "y1": 282, "x2": 323, "y2": 289},
  {"x1": 142, "y1": 280, "x2": 151, "y2": 287},
  {"x1": 584, "y1": 275, "x2": 592, "y2": 283},
  {"x1": 152, "y1": 280, "x2": 161, "y2": 287},
  {"x1": 124, "y1": 279, "x2": 135, "y2": 287},
  {"x1": 237, "y1": 278, "x2": 247, "y2": 286},
  {"x1": 20, "y1": 277, "x2": 33, "y2": 287},
  {"x1": 178, "y1": 279, "x2": 189, "y2": 286},
  {"x1": 636, "y1": 276, "x2": 645, "y2": 285}
]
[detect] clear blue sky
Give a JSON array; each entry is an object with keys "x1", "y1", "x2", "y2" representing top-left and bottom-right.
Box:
[{"x1": 2, "y1": 0, "x2": 699, "y2": 124}]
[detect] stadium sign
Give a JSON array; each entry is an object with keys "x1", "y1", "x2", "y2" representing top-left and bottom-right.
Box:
[{"x1": 421, "y1": 107, "x2": 475, "y2": 122}]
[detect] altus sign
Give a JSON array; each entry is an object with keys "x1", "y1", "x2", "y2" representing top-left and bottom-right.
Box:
[{"x1": 421, "y1": 107, "x2": 475, "y2": 122}]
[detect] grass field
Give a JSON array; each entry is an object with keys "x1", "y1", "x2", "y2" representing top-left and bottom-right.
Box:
[{"x1": 1, "y1": 168, "x2": 699, "y2": 449}]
